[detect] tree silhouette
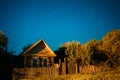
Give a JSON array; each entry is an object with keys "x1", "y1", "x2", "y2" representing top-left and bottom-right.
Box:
[
  {"x1": 0, "y1": 31, "x2": 8, "y2": 55},
  {"x1": 0, "y1": 30, "x2": 16, "y2": 80},
  {"x1": 54, "y1": 47, "x2": 66, "y2": 63}
]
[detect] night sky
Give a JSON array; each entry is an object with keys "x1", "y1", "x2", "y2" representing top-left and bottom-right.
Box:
[{"x1": 0, "y1": 0, "x2": 120, "y2": 54}]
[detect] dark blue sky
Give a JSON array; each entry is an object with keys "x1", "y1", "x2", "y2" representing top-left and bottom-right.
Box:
[{"x1": 0, "y1": 0, "x2": 120, "y2": 54}]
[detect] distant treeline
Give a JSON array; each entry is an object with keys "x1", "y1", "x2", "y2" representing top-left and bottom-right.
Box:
[{"x1": 55, "y1": 30, "x2": 120, "y2": 69}]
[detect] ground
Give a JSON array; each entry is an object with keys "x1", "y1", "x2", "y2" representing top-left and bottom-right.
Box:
[{"x1": 13, "y1": 70, "x2": 120, "y2": 80}]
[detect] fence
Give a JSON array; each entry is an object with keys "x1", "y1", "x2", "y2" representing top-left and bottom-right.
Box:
[
  {"x1": 13, "y1": 58, "x2": 109, "y2": 79},
  {"x1": 13, "y1": 64, "x2": 59, "y2": 79},
  {"x1": 59, "y1": 58, "x2": 104, "y2": 74}
]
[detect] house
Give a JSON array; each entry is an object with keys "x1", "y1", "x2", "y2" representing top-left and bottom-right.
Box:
[{"x1": 19, "y1": 39, "x2": 56, "y2": 67}]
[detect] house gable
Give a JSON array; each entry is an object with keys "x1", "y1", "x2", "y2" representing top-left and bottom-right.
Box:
[{"x1": 20, "y1": 40, "x2": 56, "y2": 57}]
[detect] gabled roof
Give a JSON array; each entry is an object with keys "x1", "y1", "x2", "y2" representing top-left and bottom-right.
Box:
[{"x1": 20, "y1": 40, "x2": 56, "y2": 57}]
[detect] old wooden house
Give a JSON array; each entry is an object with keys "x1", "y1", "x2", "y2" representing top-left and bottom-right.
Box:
[{"x1": 20, "y1": 40, "x2": 56, "y2": 67}]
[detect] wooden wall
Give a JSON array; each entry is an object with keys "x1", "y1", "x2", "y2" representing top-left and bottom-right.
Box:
[{"x1": 13, "y1": 64, "x2": 59, "y2": 80}]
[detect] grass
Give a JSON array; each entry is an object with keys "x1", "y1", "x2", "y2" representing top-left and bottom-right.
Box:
[{"x1": 14, "y1": 71, "x2": 120, "y2": 80}]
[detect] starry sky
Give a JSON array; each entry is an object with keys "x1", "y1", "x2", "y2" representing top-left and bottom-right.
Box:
[{"x1": 0, "y1": 0, "x2": 120, "y2": 54}]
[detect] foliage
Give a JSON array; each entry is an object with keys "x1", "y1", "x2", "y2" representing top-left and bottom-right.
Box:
[
  {"x1": 56, "y1": 29, "x2": 120, "y2": 69},
  {"x1": 84, "y1": 39, "x2": 108, "y2": 66},
  {"x1": 59, "y1": 41, "x2": 81, "y2": 63},
  {"x1": 0, "y1": 31, "x2": 9, "y2": 57},
  {"x1": 0, "y1": 31, "x2": 8, "y2": 50},
  {"x1": 0, "y1": 30, "x2": 15, "y2": 56},
  {"x1": 54, "y1": 47, "x2": 66, "y2": 62},
  {"x1": 101, "y1": 30, "x2": 120, "y2": 68},
  {"x1": 77, "y1": 44, "x2": 91, "y2": 66}
]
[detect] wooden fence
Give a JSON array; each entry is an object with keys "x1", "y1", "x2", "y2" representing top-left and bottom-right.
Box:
[
  {"x1": 13, "y1": 58, "x2": 110, "y2": 80},
  {"x1": 59, "y1": 58, "x2": 105, "y2": 74},
  {"x1": 13, "y1": 64, "x2": 59, "y2": 80}
]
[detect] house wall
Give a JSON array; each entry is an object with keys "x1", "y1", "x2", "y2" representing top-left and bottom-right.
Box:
[{"x1": 23, "y1": 56, "x2": 55, "y2": 68}]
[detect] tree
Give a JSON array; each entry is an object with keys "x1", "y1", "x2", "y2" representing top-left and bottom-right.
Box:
[
  {"x1": 77, "y1": 44, "x2": 91, "y2": 66},
  {"x1": 0, "y1": 31, "x2": 16, "y2": 80},
  {"x1": 0, "y1": 30, "x2": 16, "y2": 56},
  {"x1": 0, "y1": 31, "x2": 8, "y2": 50},
  {"x1": 101, "y1": 30, "x2": 120, "y2": 68},
  {"x1": 59, "y1": 41, "x2": 81, "y2": 63},
  {"x1": 54, "y1": 47, "x2": 66, "y2": 63},
  {"x1": 79, "y1": 39, "x2": 108, "y2": 66},
  {"x1": 82, "y1": 40, "x2": 101, "y2": 65},
  {"x1": 0, "y1": 31, "x2": 8, "y2": 56}
]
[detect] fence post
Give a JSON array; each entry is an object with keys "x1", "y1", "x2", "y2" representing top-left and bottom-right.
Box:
[
  {"x1": 59, "y1": 59, "x2": 62, "y2": 75},
  {"x1": 62, "y1": 58, "x2": 66, "y2": 75},
  {"x1": 76, "y1": 63, "x2": 78, "y2": 73}
]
